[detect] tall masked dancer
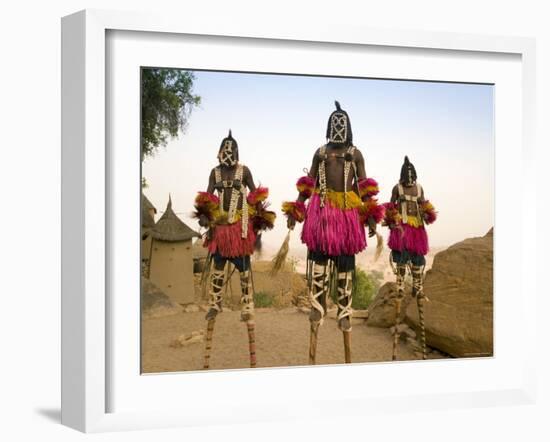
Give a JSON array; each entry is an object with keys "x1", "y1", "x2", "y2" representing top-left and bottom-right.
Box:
[
  {"x1": 193, "y1": 130, "x2": 275, "y2": 369},
  {"x1": 282, "y1": 102, "x2": 384, "y2": 364},
  {"x1": 382, "y1": 156, "x2": 437, "y2": 360}
]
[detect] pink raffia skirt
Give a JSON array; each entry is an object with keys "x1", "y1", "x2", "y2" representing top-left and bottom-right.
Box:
[
  {"x1": 301, "y1": 194, "x2": 367, "y2": 256},
  {"x1": 205, "y1": 221, "x2": 256, "y2": 258},
  {"x1": 388, "y1": 223, "x2": 429, "y2": 256}
]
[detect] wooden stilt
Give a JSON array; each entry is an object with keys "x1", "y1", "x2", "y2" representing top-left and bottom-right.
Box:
[
  {"x1": 309, "y1": 322, "x2": 320, "y2": 365},
  {"x1": 203, "y1": 319, "x2": 216, "y2": 369},
  {"x1": 246, "y1": 321, "x2": 256, "y2": 368},
  {"x1": 392, "y1": 297, "x2": 403, "y2": 361},
  {"x1": 246, "y1": 321, "x2": 257, "y2": 368},
  {"x1": 417, "y1": 296, "x2": 427, "y2": 360},
  {"x1": 343, "y1": 330, "x2": 352, "y2": 363}
]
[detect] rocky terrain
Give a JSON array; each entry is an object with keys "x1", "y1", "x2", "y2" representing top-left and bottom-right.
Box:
[
  {"x1": 364, "y1": 228, "x2": 493, "y2": 358},
  {"x1": 405, "y1": 228, "x2": 494, "y2": 357}
]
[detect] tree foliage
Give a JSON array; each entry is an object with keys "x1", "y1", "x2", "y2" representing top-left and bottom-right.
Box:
[
  {"x1": 141, "y1": 68, "x2": 201, "y2": 159},
  {"x1": 352, "y1": 269, "x2": 382, "y2": 310}
]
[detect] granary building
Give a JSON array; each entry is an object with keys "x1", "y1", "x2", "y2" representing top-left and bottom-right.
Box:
[{"x1": 142, "y1": 194, "x2": 199, "y2": 305}]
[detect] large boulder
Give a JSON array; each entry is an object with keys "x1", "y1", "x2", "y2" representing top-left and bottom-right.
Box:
[
  {"x1": 366, "y1": 281, "x2": 413, "y2": 327},
  {"x1": 405, "y1": 229, "x2": 493, "y2": 357},
  {"x1": 141, "y1": 277, "x2": 182, "y2": 319}
]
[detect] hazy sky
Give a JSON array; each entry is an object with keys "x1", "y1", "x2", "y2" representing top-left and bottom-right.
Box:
[{"x1": 142, "y1": 70, "x2": 494, "y2": 254}]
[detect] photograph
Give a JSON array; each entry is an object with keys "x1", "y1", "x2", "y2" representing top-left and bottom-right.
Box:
[{"x1": 139, "y1": 68, "x2": 494, "y2": 373}]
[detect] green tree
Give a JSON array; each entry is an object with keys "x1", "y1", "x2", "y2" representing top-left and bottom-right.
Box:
[
  {"x1": 352, "y1": 269, "x2": 380, "y2": 310},
  {"x1": 141, "y1": 68, "x2": 201, "y2": 159}
]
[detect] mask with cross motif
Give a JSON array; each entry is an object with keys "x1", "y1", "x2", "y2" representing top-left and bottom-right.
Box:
[
  {"x1": 326, "y1": 101, "x2": 353, "y2": 145},
  {"x1": 328, "y1": 112, "x2": 348, "y2": 143},
  {"x1": 218, "y1": 139, "x2": 237, "y2": 166},
  {"x1": 218, "y1": 130, "x2": 239, "y2": 167}
]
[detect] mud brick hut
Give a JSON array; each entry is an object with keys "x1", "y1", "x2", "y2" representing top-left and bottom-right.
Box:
[
  {"x1": 141, "y1": 193, "x2": 157, "y2": 276},
  {"x1": 145, "y1": 195, "x2": 199, "y2": 305}
]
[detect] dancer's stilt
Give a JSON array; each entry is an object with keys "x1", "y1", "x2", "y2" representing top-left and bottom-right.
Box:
[
  {"x1": 203, "y1": 269, "x2": 224, "y2": 369},
  {"x1": 391, "y1": 297, "x2": 402, "y2": 361},
  {"x1": 416, "y1": 296, "x2": 427, "y2": 359},
  {"x1": 391, "y1": 263, "x2": 407, "y2": 361},
  {"x1": 203, "y1": 319, "x2": 216, "y2": 369},
  {"x1": 411, "y1": 264, "x2": 427, "y2": 360},
  {"x1": 246, "y1": 321, "x2": 257, "y2": 368},
  {"x1": 309, "y1": 322, "x2": 320, "y2": 365},
  {"x1": 343, "y1": 331, "x2": 352, "y2": 363},
  {"x1": 239, "y1": 269, "x2": 257, "y2": 367},
  {"x1": 337, "y1": 271, "x2": 353, "y2": 363}
]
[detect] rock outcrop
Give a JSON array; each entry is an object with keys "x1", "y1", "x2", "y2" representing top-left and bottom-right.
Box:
[
  {"x1": 366, "y1": 281, "x2": 413, "y2": 328},
  {"x1": 405, "y1": 228, "x2": 493, "y2": 357},
  {"x1": 141, "y1": 277, "x2": 182, "y2": 319}
]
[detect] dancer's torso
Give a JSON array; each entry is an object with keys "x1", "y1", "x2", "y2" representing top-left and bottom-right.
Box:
[
  {"x1": 213, "y1": 164, "x2": 245, "y2": 212},
  {"x1": 318, "y1": 144, "x2": 358, "y2": 192},
  {"x1": 397, "y1": 183, "x2": 422, "y2": 218}
]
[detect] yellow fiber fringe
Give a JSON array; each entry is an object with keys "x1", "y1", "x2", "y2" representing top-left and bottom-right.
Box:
[
  {"x1": 405, "y1": 216, "x2": 422, "y2": 228},
  {"x1": 322, "y1": 189, "x2": 363, "y2": 209}
]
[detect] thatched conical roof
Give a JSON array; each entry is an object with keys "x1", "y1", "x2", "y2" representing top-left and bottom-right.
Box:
[
  {"x1": 141, "y1": 193, "x2": 157, "y2": 229},
  {"x1": 151, "y1": 195, "x2": 199, "y2": 242}
]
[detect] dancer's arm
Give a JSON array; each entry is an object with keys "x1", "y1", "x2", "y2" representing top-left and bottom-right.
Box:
[
  {"x1": 355, "y1": 149, "x2": 376, "y2": 237},
  {"x1": 287, "y1": 149, "x2": 319, "y2": 229},
  {"x1": 355, "y1": 148, "x2": 367, "y2": 183},
  {"x1": 206, "y1": 168, "x2": 216, "y2": 194},
  {"x1": 198, "y1": 169, "x2": 216, "y2": 227},
  {"x1": 390, "y1": 185, "x2": 399, "y2": 204},
  {"x1": 243, "y1": 165, "x2": 257, "y2": 192}
]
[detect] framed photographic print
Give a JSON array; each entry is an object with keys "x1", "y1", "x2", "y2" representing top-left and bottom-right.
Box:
[{"x1": 61, "y1": 9, "x2": 537, "y2": 433}]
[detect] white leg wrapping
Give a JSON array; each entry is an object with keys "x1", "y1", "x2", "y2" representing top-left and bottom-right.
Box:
[
  {"x1": 337, "y1": 272, "x2": 353, "y2": 331},
  {"x1": 395, "y1": 264, "x2": 407, "y2": 295},
  {"x1": 208, "y1": 270, "x2": 225, "y2": 312},
  {"x1": 410, "y1": 264, "x2": 427, "y2": 300},
  {"x1": 309, "y1": 263, "x2": 329, "y2": 325},
  {"x1": 240, "y1": 270, "x2": 255, "y2": 320}
]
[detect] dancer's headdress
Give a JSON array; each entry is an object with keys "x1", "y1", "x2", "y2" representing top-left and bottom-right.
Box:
[
  {"x1": 218, "y1": 129, "x2": 239, "y2": 166},
  {"x1": 326, "y1": 101, "x2": 353, "y2": 145},
  {"x1": 400, "y1": 156, "x2": 417, "y2": 186}
]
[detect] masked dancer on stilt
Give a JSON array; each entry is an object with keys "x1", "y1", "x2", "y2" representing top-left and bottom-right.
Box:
[
  {"x1": 282, "y1": 101, "x2": 384, "y2": 365},
  {"x1": 382, "y1": 156, "x2": 437, "y2": 361},
  {"x1": 194, "y1": 130, "x2": 275, "y2": 369}
]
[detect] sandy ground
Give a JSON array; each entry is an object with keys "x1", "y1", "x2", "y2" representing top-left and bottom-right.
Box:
[{"x1": 141, "y1": 308, "x2": 447, "y2": 373}]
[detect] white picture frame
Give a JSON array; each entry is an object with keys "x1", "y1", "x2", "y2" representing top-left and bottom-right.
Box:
[{"x1": 61, "y1": 9, "x2": 537, "y2": 433}]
